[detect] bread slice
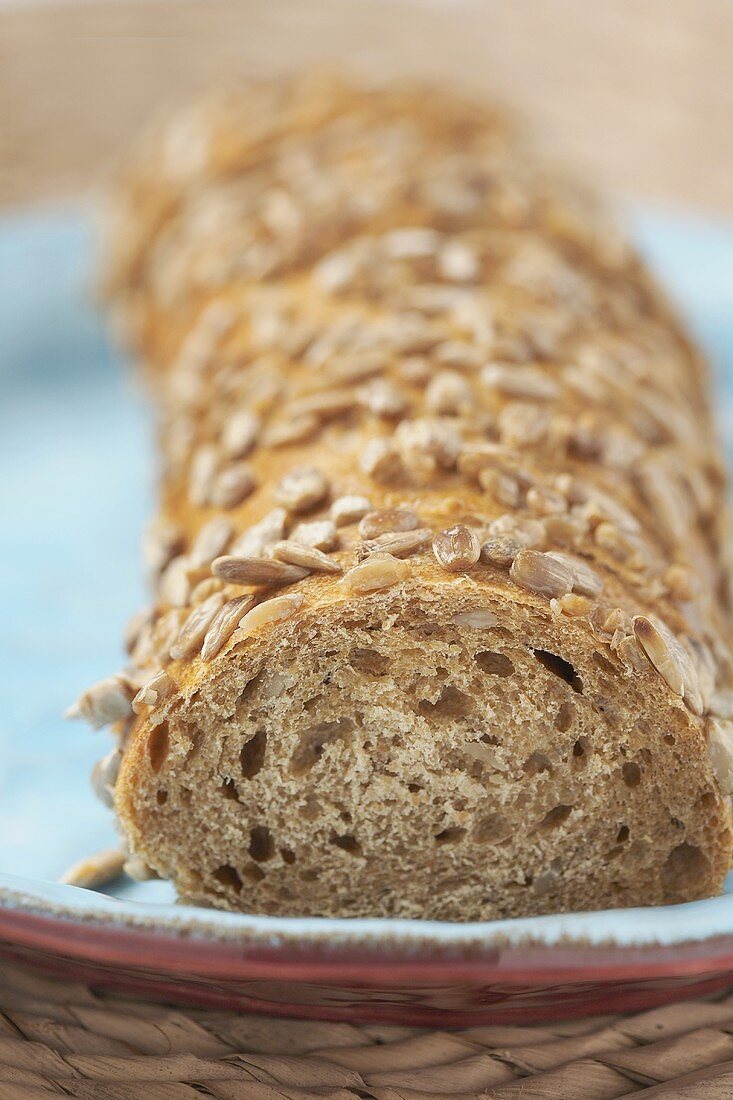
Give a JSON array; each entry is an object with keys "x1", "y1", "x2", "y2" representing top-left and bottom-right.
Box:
[{"x1": 72, "y1": 74, "x2": 733, "y2": 919}]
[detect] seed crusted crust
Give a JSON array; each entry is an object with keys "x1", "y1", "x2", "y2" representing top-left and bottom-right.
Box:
[{"x1": 71, "y1": 73, "x2": 733, "y2": 919}]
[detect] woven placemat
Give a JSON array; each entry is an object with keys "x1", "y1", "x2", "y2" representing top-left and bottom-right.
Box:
[{"x1": 1, "y1": 961, "x2": 733, "y2": 1098}]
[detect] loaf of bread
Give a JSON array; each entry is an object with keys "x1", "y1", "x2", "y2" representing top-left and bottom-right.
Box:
[{"x1": 71, "y1": 74, "x2": 733, "y2": 920}]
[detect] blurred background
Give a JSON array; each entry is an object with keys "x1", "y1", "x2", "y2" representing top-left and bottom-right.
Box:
[
  {"x1": 1, "y1": 0, "x2": 732, "y2": 889},
  {"x1": 1, "y1": 0, "x2": 733, "y2": 211}
]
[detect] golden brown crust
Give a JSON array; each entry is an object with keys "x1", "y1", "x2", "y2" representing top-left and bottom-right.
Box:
[{"x1": 75, "y1": 73, "x2": 733, "y2": 918}]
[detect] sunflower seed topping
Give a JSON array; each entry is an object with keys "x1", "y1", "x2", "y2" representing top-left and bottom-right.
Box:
[
  {"x1": 238, "y1": 592, "x2": 304, "y2": 635},
  {"x1": 271, "y1": 541, "x2": 342, "y2": 573},
  {"x1": 170, "y1": 593, "x2": 226, "y2": 660},
  {"x1": 132, "y1": 669, "x2": 176, "y2": 713},
  {"x1": 342, "y1": 553, "x2": 410, "y2": 594},
  {"x1": 275, "y1": 467, "x2": 329, "y2": 513},
  {"x1": 201, "y1": 595, "x2": 258, "y2": 661},
  {"x1": 432, "y1": 525, "x2": 481, "y2": 571},
  {"x1": 66, "y1": 675, "x2": 134, "y2": 730},
  {"x1": 212, "y1": 555, "x2": 308, "y2": 587}
]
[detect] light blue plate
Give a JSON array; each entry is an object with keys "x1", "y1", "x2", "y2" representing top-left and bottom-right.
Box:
[{"x1": 1, "y1": 201, "x2": 732, "y2": 950}]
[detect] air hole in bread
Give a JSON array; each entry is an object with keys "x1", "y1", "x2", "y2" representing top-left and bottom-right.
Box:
[
  {"x1": 593, "y1": 651, "x2": 616, "y2": 676},
  {"x1": 290, "y1": 717, "x2": 354, "y2": 776},
  {"x1": 617, "y1": 825, "x2": 630, "y2": 843},
  {"x1": 532, "y1": 650, "x2": 583, "y2": 693},
  {"x1": 148, "y1": 722, "x2": 169, "y2": 774},
  {"x1": 349, "y1": 648, "x2": 389, "y2": 676},
  {"x1": 213, "y1": 864, "x2": 243, "y2": 892},
  {"x1": 243, "y1": 864, "x2": 265, "y2": 884},
  {"x1": 538, "y1": 804, "x2": 573, "y2": 831},
  {"x1": 434, "y1": 826, "x2": 466, "y2": 844},
  {"x1": 572, "y1": 737, "x2": 589, "y2": 760},
  {"x1": 418, "y1": 685, "x2": 472, "y2": 718},
  {"x1": 663, "y1": 733, "x2": 676, "y2": 745},
  {"x1": 249, "y1": 826, "x2": 274, "y2": 862},
  {"x1": 523, "y1": 751, "x2": 552, "y2": 776},
  {"x1": 301, "y1": 868, "x2": 318, "y2": 882},
  {"x1": 622, "y1": 762, "x2": 642, "y2": 787},
  {"x1": 474, "y1": 651, "x2": 515, "y2": 677},
  {"x1": 240, "y1": 729, "x2": 267, "y2": 779},
  {"x1": 280, "y1": 848, "x2": 296, "y2": 864},
  {"x1": 221, "y1": 777, "x2": 240, "y2": 800},
  {"x1": 474, "y1": 814, "x2": 509, "y2": 842},
  {"x1": 662, "y1": 842, "x2": 709, "y2": 899},
  {"x1": 330, "y1": 832, "x2": 362, "y2": 855},
  {"x1": 407, "y1": 782, "x2": 423, "y2": 793},
  {"x1": 555, "y1": 702, "x2": 575, "y2": 732},
  {"x1": 156, "y1": 789, "x2": 168, "y2": 805}
]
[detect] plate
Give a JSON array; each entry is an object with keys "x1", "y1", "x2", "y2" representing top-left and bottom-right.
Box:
[{"x1": 1, "y1": 203, "x2": 733, "y2": 1025}]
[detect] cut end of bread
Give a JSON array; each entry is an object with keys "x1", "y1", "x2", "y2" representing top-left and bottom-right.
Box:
[{"x1": 116, "y1": 582, "x2": 731, "y2": 920}]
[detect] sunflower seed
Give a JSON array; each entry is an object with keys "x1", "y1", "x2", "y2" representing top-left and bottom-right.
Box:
[
  {"x1": 212, "y1": 555, "x2": 308, "y2": 587},
  {"x1": 264, "y1": 414, "x2": 320, "y2": 448},
  {"x1": 238, "y1": 592, "x2": 304, "y2": 635},
  {"x1": 706, "y1": 719, "x2": 733, "y2": 795},
  {"x1": 189, "y1": 517, "x2": 233, "y2": 568},
  {"x1": 357, "y1": 379, "x2": 407, "y2": 418},
  {"x1": 210, "y1": 463, "x2": 256, "y2": 509},
  {"x1": 342, "y1": 553, "x2": 410, "y2": 594},
  {"x1": 480, "y1": 536, "x2": 524, "y2": 568},
  {"x1": 481, "y1": 363, "x2": 559, "y2": 402},
  {"x1": 363, "y1": 528, "x2": 432, "y2": 557},
  {"x1": 66, "y1": 675, "x2": 134, "y2": 729},
  {"x1": 275, "y1": 467, "x2": 328, "y2": 513},
  {"x1": 359, "y1": 438, "x2": 403, "y2": 481},
  {"x1": 545, "y1": 552, "x2": 603, "y2": 597},
  {"x1": 230, "y1": 508, "x2": 287, "y2": 557},
  {"x1": 188, "y1": 444, "x2": 219, "y2": 506},
  {"x1": 61, "y1": 849, "x2": 126, "y2": 889},
  {"x1": 132, "y1": 669, "x2": 175, "y2": 713},
  {"x1": 359, "y1": 507, "x2": 419, "y2": 540},
  {"x1": 222, "y1": 409, "x2": 260, "y2": 458},
  {"x1": 201, "y1": 595, "x2": 258, "y2": 660},
  {"x1": 510, "y1": 550, "x2": 575, "y2": 599},
  {"x1": 425, "y1": 370, "x2": 473, "y2": 415},
  {"x1": 169, "y1": 593, "x2": 226, "y2": 660},
  {"x1": 290, "y1": 519, "x2": 338, "y2": 551},
  {"x1": 271, "y1": 541, "x2": 342, "y2": 573},
  {"x1": 433, "y1": 525, "x2": 481, "y2": 571},
  {"x1": 330, "y1": 495, "x2": 372, "y2": 527},
  {"x1": 158, "y1": 555, "x2": 193, "y2": 607},
  {"x1": 90, "y1": 748, "x2": 123, "y2": 808},
  {"x1": 451, "y1": 610, "x2": 499, "y2": 628},
  {"x1": 633, "y1": 615, "x2": 703, "y2": 712}
]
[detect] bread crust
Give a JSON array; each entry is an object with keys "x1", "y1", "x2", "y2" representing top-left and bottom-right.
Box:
[{"x1": 83, "y1": 74, "x2": 733, "y2": 918}]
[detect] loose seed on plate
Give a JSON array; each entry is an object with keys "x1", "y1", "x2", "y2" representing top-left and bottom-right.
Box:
[{"x1": 61, "y1": 849, "x2": 126, "y2": 889}]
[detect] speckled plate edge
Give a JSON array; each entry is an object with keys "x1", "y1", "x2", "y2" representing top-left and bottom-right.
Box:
[{"x1": 3, "y1": 871, "x2": 733, "y2": 957}]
